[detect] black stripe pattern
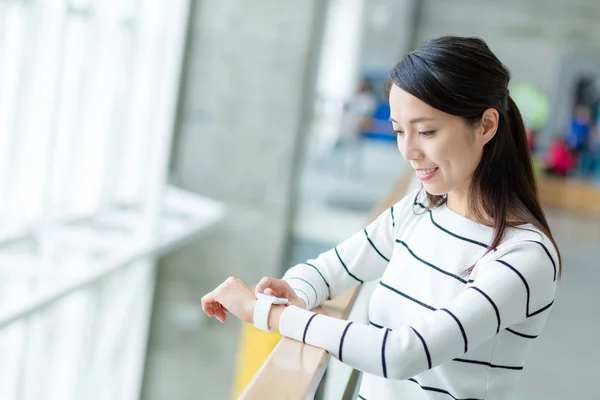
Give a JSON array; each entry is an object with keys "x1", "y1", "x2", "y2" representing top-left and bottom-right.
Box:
[
  {"x1": 428, "y1": 210, "x2": 488, "y2": 248},
  {"x1": 524, "y1": 240, "x2": 557, "y2": 281},
  {"x1": 339, "y1": 322, "x2": 353, "y2": 362},
  {"x1": 365, "y1": 228, "x2": 390, "y2": 262},
  {"x1": 380, "y1": 280, "x2": 544, "y2": 343},
  {"x1": 396, "y1": 239, "x2": 467, "y2": 284},
  {"x1": 381, "y1": 328, "x2": 391, "y2": 378},
  {"x1": 407, "y1": 378, "x2": 482, "y2": 400},
  {"x1": 335, "y1": 247, "x2": 364, "y2": 284},
  {"x1": 496, "y1": 259, "x2": 555, "y2": 318},
  {"x1": 414, "y1": 198, "x2": 487, "y2": 247},
  {"x1": 380, "y1": 281, "x2": 435, "y2": 310},
  {"x1": 506, "y1": 328, "x2": 538, "y2": 339},
  {"x1": 439, "y1": 308, "x2": 468, "y2": 353},
  {"x1": 293, "y1": 288, "x2": 310, "y2": 308},
  {"x1": 469, "y1": 286, "x2": 501, "y2": 334},
  {"x1": 410, "y1": 326, "x2": 432, "y2": 369},
  {"x1": 368, "y1": 279, "x2": 541, "y2": 390},
  {"x1": 369, "y1": 320, "x2": 385, "y2": 329},
  {"x1": 302, "y1": 314, "x2": 318, "y2": 344},
  {"x1": 414, "y1": 195, "x2": 489, "y2": 249},
  {"x1": 453, "y1": 358, "x2": 523, "y2": 370},
  {"x1": 303, "y1": 262, "x2": 330, "y2": 289},
  {"x1": 414, "y1": 200, "x2": 557, "y2": 291},
  {"x1": 286, "y1": 277, "x2": 317, "y2": 304}
]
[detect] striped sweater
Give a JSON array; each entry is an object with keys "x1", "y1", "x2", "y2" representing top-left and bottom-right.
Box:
[{"x1": 280, "y1": 188, "x2": 558, "y2": 400}]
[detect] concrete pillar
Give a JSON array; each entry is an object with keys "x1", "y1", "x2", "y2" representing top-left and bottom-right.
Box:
[
  {"x1": 141, "y1": 1, "x2": 326, "y2": 399},
  {"x1": 361, "y1": 0, "x2": 420, "y2": 73}
]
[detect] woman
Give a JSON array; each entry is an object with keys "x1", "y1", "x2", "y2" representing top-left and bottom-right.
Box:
[{"x1": 202, "y1": 36, "x2": 561, "y2": 399}]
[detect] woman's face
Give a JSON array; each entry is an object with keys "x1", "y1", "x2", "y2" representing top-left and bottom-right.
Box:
[{"x1": 389, "y1": 84, "x2": 494, "y2": 199}]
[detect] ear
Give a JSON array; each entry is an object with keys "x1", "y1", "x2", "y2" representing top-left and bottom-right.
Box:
[{"x1": 478, "y1": 108, "x2": 499, "y2": 145}]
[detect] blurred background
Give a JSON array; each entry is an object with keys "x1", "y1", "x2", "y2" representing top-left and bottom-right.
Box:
[{"x1": 0, "y1": 0, "x2": 599, "y2": 399}]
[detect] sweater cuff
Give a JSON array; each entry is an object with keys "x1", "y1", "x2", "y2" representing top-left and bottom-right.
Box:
[
  {"x1": 287, "y1": 285, "x2": 312, "y2": 309},
  {"x1": 278, "y1": 305, "x2": 317, "y2": 342}
]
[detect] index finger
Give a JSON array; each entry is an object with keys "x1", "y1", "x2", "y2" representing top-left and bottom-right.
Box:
[
  {"x1": 255, "y1": 276, "x2": 273, "y2": 294},
  {"x1": 201, "y1": 292, "x2": 217, "y2": 314}
]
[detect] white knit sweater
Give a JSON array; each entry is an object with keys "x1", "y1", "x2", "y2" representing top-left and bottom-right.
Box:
[{"x1": 280, "y1": 188, "x2": 558, "y2": 399}]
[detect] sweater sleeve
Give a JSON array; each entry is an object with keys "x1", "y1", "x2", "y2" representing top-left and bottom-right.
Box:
[
  {"x1": 278, "y1": 241, "x2": 557, "y2": 379},
  {"x1": 281, "y1": 189, "x2": 419, "y2": 310}
]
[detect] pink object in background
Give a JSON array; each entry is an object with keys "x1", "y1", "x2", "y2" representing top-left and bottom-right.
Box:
[{"x1": 546, "y1": 139, "x2": 575, "y2": 175}]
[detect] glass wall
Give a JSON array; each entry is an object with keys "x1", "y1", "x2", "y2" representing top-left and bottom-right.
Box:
[{"x1": 0, "y1": 0, "x2": 193, "y2": 399}]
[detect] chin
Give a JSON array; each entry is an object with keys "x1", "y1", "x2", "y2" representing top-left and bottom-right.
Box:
[{"x1": 422, "y1": 183, "x2": 447, "y2": 197}]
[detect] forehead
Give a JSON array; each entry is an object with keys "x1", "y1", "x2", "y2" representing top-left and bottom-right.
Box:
[{"x1": 389, "y1": 84, "x2": 441, "y2": 121}]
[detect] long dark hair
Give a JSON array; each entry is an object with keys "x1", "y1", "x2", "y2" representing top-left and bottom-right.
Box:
[{"x1": 384, "y1": 36, "x2": 562, "y2": 277}]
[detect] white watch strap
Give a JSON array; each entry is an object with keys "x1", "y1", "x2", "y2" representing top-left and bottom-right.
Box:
[{"x1": 254, "y1": 296, "x2": 275, "y2": 332}]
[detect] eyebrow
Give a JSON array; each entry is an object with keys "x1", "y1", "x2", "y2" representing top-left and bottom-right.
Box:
[{"x1": 389, "y1": 117, "x2": 435, "y2": 124}]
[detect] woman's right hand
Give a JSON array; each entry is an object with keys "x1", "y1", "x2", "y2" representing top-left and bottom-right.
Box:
[{"x1": 255, "y1": 277, "x2": 307, "y2": 309}]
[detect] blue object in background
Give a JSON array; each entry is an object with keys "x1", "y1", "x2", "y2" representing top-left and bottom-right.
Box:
[
  {"x1": 360, "y1": 69, "x2": 396, "y2": 143},
  {"x1": 362, "y1": 102, "x2": 395, "y2": 142}
]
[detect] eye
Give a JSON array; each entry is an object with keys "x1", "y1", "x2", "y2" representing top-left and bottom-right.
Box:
[
  {"x1": 419, "y1": 130, "x2": 436, "y2": 137},
  {"x1": 393, "y1": 130, "x2": 404, "y2": 136}
]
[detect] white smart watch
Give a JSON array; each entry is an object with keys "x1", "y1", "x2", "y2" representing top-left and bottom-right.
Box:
[{"x1": 253, "y1": 292, "x2": 289, "y2": 332}]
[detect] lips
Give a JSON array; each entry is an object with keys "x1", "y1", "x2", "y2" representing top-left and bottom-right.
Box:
[
  {"x1": 416, "y1": 168, "x2": 438, "y2": 176},
  {"x1": 414, "y1": 167, "x2": 438, "y2": 181}
]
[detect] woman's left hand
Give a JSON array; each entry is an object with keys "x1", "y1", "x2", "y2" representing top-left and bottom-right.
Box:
[{"x1": 201, "y1": 277, "x2": 257, "y2": 323}]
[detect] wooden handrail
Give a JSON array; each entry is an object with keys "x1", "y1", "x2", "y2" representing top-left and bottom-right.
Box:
[
  {"x1": 537, "y1": 176, "x2": 600, "y2": 215},
  {"x1": 239, "y1": 169, "x2": 415, "y2": 400}
]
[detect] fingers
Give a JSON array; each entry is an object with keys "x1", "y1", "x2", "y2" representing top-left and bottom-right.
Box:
[
  {"x1": 201, "y1": 289, "x2": 229, "y2": 322},
  {"x1": 255, "y1": 276, "x2": 290, "y2": 297},
  {"x1": 203, "y1": 276, "x2": 250, "y2": 323},
  {"x1": 213, "y1": 306, "x2": 227, "y2": 323},
  {"x1": 201, "y1": 292, "x2": 215, "y2": 316},
  {"x1": 202, "y1": 299, "x2": 229, "y2": 322},
  {"x1": 255, "y1": 276, "x2": 273, "y2": 294}
]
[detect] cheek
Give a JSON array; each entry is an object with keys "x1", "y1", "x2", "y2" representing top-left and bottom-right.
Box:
[
  {"x1": 396, "y1": 136, "x2": 404, "y2": 156},
  {"x1": 428, "y1": 139, "x2": 456, "y2": 165},
  {"x1": 448, "y1": 142, "x2": 481, "y2": 174},
  {"x1": 432, "y1": 138, "x2": 475, "y2": 171}
]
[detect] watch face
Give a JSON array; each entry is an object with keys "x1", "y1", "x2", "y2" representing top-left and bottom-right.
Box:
[{"x1": 257, "y1": 292, "x2": 288, "y2": 304}]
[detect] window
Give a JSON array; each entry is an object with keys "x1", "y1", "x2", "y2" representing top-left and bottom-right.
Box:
[{"x1": 0, "y1": 1, "x2": 222, "y2": 399}]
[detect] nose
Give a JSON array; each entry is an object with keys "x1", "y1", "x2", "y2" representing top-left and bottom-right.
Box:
[{"x1": 398, "y1": 134, "x2": 423, "y2": 161}]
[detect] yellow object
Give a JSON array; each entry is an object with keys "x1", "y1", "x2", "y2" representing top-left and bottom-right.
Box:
[{"x1": 232, "y1": 322, "x2": 282, "y2": 399}]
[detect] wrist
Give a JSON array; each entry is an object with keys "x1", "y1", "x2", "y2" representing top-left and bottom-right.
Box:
[
  {"x1": 293, "y1": 297, "x2": 307, "y2": 310},
  {"x1": 247, "y1": 298, "x2": 258, "y2": 323},
  {"x1": 268, "y1": 304, "x2": 286, "y2": 331}
]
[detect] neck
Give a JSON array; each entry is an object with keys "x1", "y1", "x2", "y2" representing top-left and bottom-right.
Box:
[
  {"x1": 445, "y1": 186, "x2": 493, "y2": 226},
  {"x1": 446, "y1": 187, "x2": 470, "y2": 219}
]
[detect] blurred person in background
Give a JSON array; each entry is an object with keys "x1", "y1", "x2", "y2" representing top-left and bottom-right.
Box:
[
  {"x1": 581, "y1": 129, "x2": 600, "y2": 178},
  {"x1": 322, "y1": 79, "x2": 377, "y2": 175},
  {"x1": 566, "y1": 104, "x2": 592, "y2": 153},
  {"x1": 565, "y1": 104, "x2": 594, "y2": 174},
  {"x1": 544, "y1": 136, "x2": 576, "y2": 177},
  {"x1": 202, "y1": 36, "x2": 561, "y2": 400}
]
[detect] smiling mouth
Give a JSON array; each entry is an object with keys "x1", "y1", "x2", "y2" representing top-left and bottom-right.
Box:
[{"x1": 416, "y1": 168, "x2": 438, "y2": 176}]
